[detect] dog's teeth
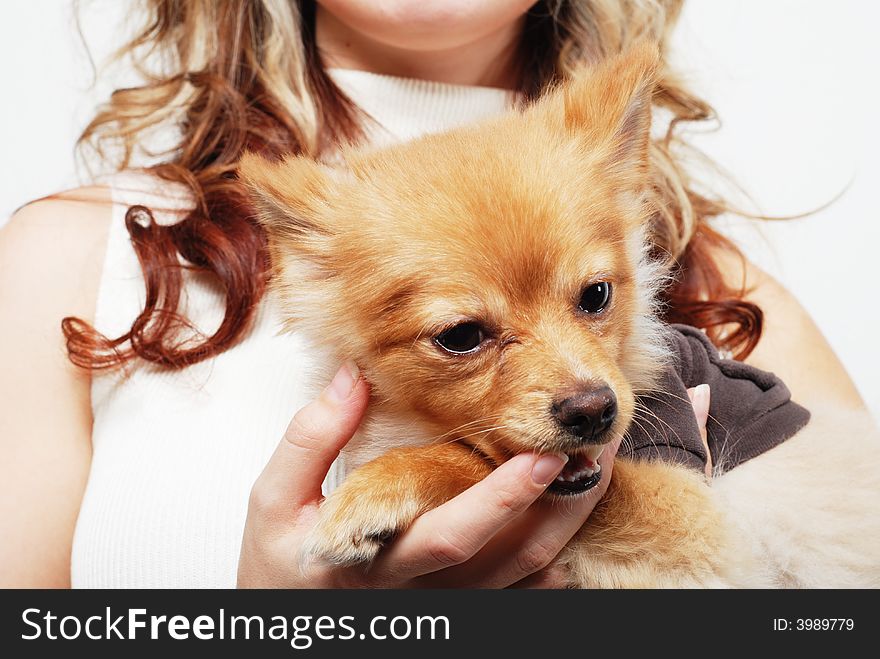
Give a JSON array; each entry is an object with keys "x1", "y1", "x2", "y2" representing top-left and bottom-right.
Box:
[
  {"x1": 554, "y1": 464, "x2": 600, "y2": 485},
  {"x1": 594, "y1": 463, "x2": 602, "y2": 474}
]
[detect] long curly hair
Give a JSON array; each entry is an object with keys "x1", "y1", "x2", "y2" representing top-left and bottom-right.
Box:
[{"x1": 64, "y1": 0, "x2": 762, "y2": 370}]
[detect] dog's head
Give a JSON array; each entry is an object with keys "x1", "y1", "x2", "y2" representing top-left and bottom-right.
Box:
[{"x1": 240, "y1": 43, "x2": 668, "y2": 494}]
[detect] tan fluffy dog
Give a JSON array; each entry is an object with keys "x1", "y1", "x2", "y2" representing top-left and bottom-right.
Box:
[{"x1": 240, "y1": 44, "x2": 880, "y2": 587}]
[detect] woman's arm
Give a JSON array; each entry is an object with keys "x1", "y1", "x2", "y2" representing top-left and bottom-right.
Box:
[
  {"x1": 712, "y1": 245, "x2": 867, "y2": 413},
  {"x1": 0, "y1": 189, "x2": 110, "y2": 587}
]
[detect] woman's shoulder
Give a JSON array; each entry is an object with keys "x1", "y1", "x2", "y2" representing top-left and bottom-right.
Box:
[
  {"x1": 4, "y1": 184, "x2": 113, "y2": 234},
  {"x1": 709, "y1": 242, "x2": 866, "y2": 412},
  {"x1": 1, "y1": 172, "x2": 196, "y2": 321},
  {"x1": 1, "y1": 185, "x2": 114, "y2": 325}
]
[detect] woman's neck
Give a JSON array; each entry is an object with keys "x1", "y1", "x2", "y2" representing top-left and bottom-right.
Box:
[{"x1": 314, "y1": 6, "x2": 524, "y2": 89}]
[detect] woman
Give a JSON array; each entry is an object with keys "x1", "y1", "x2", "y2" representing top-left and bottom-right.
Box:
[{"x1": 0, "y1": 0, "x2": 867, "y2": 588}]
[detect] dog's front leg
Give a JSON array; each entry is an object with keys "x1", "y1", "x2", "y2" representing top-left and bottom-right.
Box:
[{"x1": 301, "y1": 442, "x2": 491, "y2": 567}]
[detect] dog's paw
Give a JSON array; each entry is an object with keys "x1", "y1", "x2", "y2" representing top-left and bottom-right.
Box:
[{"x1": 300, "y1": 478, "x2": 425, "y2": 568}]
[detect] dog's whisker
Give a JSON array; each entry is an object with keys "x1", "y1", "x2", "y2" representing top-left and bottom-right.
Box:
[
  {"x1": 635, "y1": 405, "x2": 685, "y2": 450},
  {"x1": 632, "y1": 404, "x2": 670, "y2": 441},
  {"x1": 630, "y1": 410, "x2": 668, "y2": 455},
  {"x1": 423, "y1": 415, "x2": 506, "y2": 444},
  {"x1": 632, "y1": 388, "x2": 732, "y2": 440},
  {"x1": 634, "y1": 393, "x2": 733, "y2": 473},
  {"x1": 434, "y1": 425, "x2": 510, "y2": 448},
  {"x1": 632, "y1": 402, "x2": 684, "y2": 455},
  {"x1": 454, "y1": 425, "x2": 510, "y2": 442}
]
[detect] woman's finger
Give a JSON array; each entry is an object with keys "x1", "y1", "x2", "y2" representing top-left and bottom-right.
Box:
[
  {"x1": 249, "y1": 362, "x2": 369, "y2": 518},
  {"x1": 422, "y1": 435, "x2": 620, "y2": 588},
  {"x1": 367, "y1": 451, "x2": 568, "y2": 582},
  {"x1": 687, "y1": 384, "x2": 712, "y2": 477}
]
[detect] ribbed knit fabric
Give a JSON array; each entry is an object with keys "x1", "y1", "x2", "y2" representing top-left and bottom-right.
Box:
[
  {"x1": 330, "y1": 68, "x2": 518, "y2": 146},
  {"x1": 70, "y1": 70, "x2": 514, "y2": 588}
]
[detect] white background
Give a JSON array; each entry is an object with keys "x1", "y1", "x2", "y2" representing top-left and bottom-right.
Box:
[{"x1": 1, "y1": 1, "x2": 877, "y2": 418}]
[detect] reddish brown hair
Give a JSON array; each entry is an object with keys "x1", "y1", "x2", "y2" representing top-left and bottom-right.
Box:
[
  {"x1": 66, "y1": 0, "x2": 761, "y2": 371},
  {"x1": 65, "y1": 0, "x2": 361, "y2": 369}
]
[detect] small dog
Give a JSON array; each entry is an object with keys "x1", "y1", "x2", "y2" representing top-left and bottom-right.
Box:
[{"x1": 240, "y1": 44, "x2": 880, "y2": 587}]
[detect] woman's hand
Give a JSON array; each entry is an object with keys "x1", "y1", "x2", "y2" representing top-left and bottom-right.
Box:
[{"x1": 237, "y1": 362, "x2": 618, "y2": 588}]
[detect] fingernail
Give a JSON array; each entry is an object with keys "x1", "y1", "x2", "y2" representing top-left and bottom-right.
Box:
[
  {"x1": 695, "y1": 383, "x2": 710, "y2": 404},
  {"x1": 325, "y1": 360, "x2": 360, "y2": 403},
  {"x1": 531, "y1": 453, "x2": 569, "y2": 486}
]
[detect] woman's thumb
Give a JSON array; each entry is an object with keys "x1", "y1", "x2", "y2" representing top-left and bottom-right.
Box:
[{"x1": 249, "y1": 361, "x2": 369, "y2": 517}]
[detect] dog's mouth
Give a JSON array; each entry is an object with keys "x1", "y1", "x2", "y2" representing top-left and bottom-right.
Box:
[{"x1": 548, "y1": 445, "x2": 605, "y2": 496}]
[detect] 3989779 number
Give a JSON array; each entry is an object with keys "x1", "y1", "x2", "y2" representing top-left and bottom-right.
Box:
[
  {"x1": 773, "y1": 618, "x2": 855, "y2": 631},
  {"x1": 798, "y1": 619, "x2": 854, "y2": 631}
]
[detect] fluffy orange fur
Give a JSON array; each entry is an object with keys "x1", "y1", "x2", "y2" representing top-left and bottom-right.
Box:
[{"x1": 240, "y1": 43, "x2": 738, "y2": 587}]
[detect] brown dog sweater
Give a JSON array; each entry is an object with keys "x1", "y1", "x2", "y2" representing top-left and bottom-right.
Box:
[{"x1": 622, "y1": 324, "x2": 811, "y2": 473}]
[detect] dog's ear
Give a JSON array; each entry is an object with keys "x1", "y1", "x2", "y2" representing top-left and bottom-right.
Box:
[
  {"x1": 539, "y1": 41, "x2": 659, "y2": 178},
  {"x1": 238, "y1": 151, "x2": 336, "y2": 260}
]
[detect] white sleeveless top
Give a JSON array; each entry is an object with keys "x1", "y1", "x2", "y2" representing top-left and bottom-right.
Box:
[{"x1": 71, "y1": 71, "x2": 515, "y2": 588}]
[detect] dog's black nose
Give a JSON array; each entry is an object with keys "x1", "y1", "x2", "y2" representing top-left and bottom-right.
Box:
[{"x1": 552, "y1": 387, "x2": 617, "y2": 443}]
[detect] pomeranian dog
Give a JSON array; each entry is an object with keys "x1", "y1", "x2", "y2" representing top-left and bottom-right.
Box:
[{"x1": 240, "y1": 44, "x2": 880, "y2": 587}]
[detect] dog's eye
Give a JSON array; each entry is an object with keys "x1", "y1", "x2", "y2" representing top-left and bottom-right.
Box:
[
  {"x1": 434, "y1": 322, "x2": 487, "y2": 354},
  {"x1": 578, "y1": 282, "x2": 612, "y2": 314}
]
